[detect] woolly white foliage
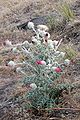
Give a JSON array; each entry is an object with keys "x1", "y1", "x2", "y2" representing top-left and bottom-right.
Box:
[{"x1": 4, "y1": 22, "x2": 71, "y2": 109}]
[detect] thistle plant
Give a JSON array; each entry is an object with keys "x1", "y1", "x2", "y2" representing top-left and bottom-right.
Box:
[{"x1": 6, "y1": 22, "x2": 70, "y2": 110}]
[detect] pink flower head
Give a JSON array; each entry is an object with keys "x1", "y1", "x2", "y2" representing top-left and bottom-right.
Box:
[
  {"x1": 36, "y1": 60, "x2": 46, "y2": 65},
  {"x1": 54, "y1": 67, "x2": 62, "y2": 73}
]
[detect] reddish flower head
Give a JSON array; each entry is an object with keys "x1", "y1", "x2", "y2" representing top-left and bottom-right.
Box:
[
  {"x1": 54, "y1": 67, "x2": 62, "y2": 73},
  {"x1": 36, "y1": 60, "x2": 46, "y2": 65}
]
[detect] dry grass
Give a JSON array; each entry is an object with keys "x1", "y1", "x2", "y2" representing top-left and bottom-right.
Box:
[
  {"x1": 0, "y1": 0, "x2": 76, "y2": 20},
  {"x1": 0, "y1": 0, "x2": 76, "y2": 44}
]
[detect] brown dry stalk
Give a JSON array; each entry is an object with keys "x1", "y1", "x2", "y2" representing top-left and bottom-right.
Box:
[{"x1": 45, "y1": 107, "x2": 80, "y2": 112}]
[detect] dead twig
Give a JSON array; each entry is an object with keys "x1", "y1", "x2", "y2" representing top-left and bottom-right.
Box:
[{"x1": 45, "y1": 107, "x2": 80, "y2": 112}]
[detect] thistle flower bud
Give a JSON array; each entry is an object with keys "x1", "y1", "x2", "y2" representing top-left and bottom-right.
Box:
[
  {"x1": 37, "y1": 25, "x2": 49, "y2": 31},
  {"x1": 5, "y1": 40, "x2": 12, "y2": 47},
  {"x1": 16, "y1": 67, "x2": 22, "y2": 73},
  {"x1": 48, "y1": 64, "x2": 52, "y2": 69},
  {"x1": 55, "y1": 67, "x2": 62, "y2": 73},
  {"x1": 30, "y1": 83, "x2": 37, "y2": 90},
  {"x1": 64, "y1": 59, "x2": 70, "y2": 65},
  {"x1": 44, "y1": 32, "x2": 50, "y2": 39},
  {"x1": 36, "y1": 60, "x2": 46, "y2": 65},
  {"x1": 27, "y1": 22, "x2": 34, "y2": 29},
  {"x1": 8, "y1": 61, "x2": 16, "y2": 68},
  {"x1": 60, "y1": 52, "x2": 65, "y2": 57},
  {"x1": 12, "y1": 47, "x2": 18, "y2": 53},
  {"x1": 54, "y1": 62, "x2": 58, "y2": 65},
  {"x1": 37, "y1": 29, "x2": 46, "y2": 37},
  {"x1": 32, "y1": 36, "x2": 39, "y2": 44},
  {"x1": 39, "y1": 60, "x2": 46, "y2": 65},
  {"x1": 52, "y1": 67, "x2": 57, "y2": 70},
  {"x1": 54, "y1": 51, "x2": 60, "y2": 55}
]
